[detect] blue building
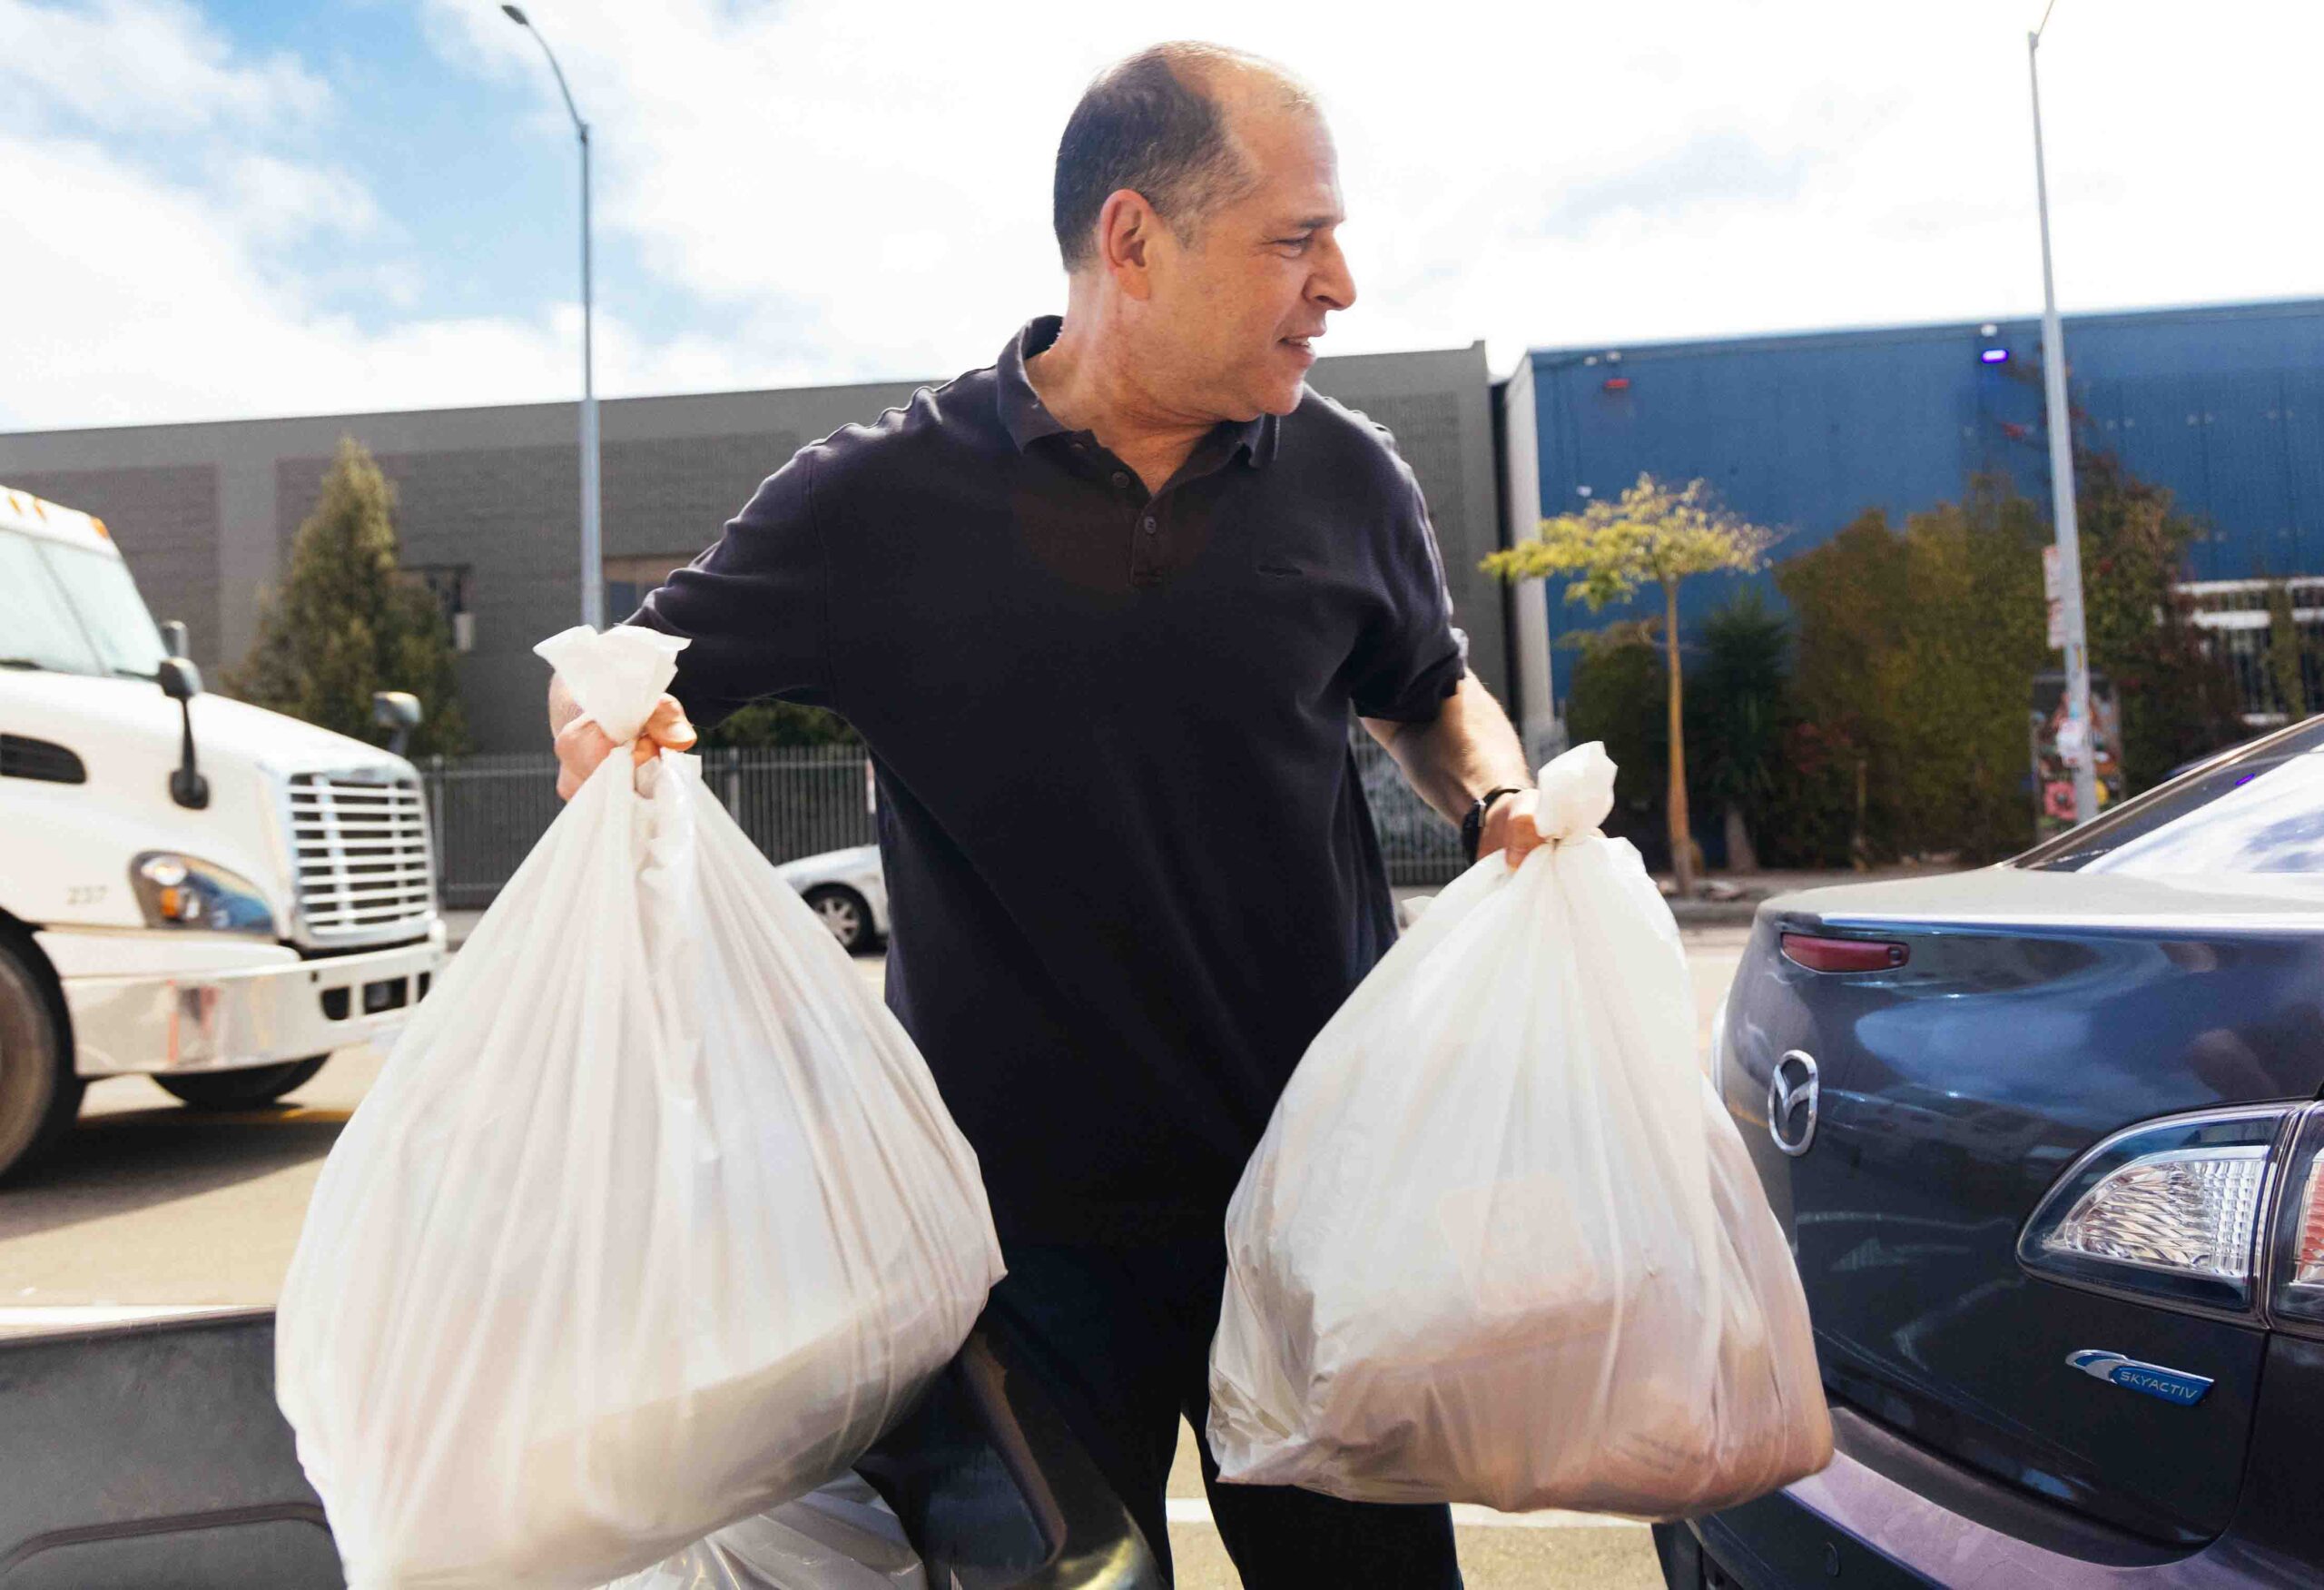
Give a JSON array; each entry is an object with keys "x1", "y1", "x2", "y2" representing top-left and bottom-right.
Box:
[{"x1": 1496, "y1": 297, "x2": 2324, "y2": 751}]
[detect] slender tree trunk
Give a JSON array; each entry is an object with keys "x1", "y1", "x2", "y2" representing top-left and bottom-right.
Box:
[{"x1": 1665, "y1": 578, "x2": 1695, "y2": 895}]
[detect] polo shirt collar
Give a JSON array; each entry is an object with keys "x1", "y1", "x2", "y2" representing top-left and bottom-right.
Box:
[{"x1": 997, "y1": 315, "x2": 1280, "y2": 469}]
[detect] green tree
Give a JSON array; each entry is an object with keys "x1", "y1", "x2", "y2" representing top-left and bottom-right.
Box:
[
  {"x1": 2263, "y1": 580, "x2": 2314, "y2": 720},
  {"x1": 227, "y1": 437, "x2": 468, "y2": 756},
  {"x1": 1689, "y1": 590, "x2": 1792, "y2": 870},
  {"x1": 1771, "y1": 509, "x2": 1905, "y2": 862},
  {"x1": 698, "y1": 699, "x2": 862, "y2": 749},
  {"x1": 2070, "y1": 447, "x2": 2244, "y2": 788},
  {"x1": 1561, "y1": 621, "x2": 1669, "y2": 852},
  {"x1": 1780, "y1": 479, "x2": 2050, "y2": 862},
  {"x1": 1484, "y1": 474, "x2": 1777, "y2": 894}
]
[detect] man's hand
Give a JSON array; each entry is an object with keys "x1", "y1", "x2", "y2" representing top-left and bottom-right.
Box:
[
  {"x1": 1480, "y1": 787, "x2": 1545, "y2": 872},
  {"x1": 552, "y1": 691, "x2": 697, "y2": 802}
]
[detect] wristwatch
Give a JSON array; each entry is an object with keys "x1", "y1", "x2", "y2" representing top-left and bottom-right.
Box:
[{"x1": 1461, "y1": 786, "x2": 1528, "y2": 864}]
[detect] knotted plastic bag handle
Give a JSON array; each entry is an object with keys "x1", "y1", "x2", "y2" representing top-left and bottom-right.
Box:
[
  {"x1": 1532, "y1": 740, "x2": 1618, "y2": 843},
  {"x1": 535, "y1": 625, "x2": 689, "y2": 746}
]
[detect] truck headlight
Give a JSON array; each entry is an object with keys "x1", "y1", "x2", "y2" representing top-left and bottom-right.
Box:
[{"x1": 130, "y1": 852, "x2": 279, "y2": 936}]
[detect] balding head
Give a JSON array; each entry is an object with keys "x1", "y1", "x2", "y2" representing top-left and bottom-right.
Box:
[{"x1": 1052, "y1": 43, "x2": 1317, "y2": 272}]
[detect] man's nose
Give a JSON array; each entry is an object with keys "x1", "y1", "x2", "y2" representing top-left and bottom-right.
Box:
[{"x1": 1310, "y1": 235, "x2": 1356, "y2": 312}]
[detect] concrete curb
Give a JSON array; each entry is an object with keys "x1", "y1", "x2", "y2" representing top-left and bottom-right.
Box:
[{"x1": 1666, "y1": 901, "x2": 1768, "y2": 927}]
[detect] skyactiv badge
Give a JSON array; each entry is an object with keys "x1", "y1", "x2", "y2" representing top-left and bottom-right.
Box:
[{"x1": 2065, "y1": 1349, "x2": 2214, "y2": 1407}]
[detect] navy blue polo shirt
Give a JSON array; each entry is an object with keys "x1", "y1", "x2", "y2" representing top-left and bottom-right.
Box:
[{"x1": 630, "y1": 315, "x2": 1467, "y2": 1244}]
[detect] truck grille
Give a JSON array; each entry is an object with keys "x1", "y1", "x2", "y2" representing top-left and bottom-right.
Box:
[{"x1": 287, "y1": 771, "x2": 436, "y2": 943}]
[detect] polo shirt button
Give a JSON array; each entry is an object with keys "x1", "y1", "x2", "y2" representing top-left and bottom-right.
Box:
[
  {"x1": 1111, "y1": 471, "x2": 1130, "y2": 489},
  {"x1": 1141, "y1": 517, "x2": 1157, "y2": 534}
]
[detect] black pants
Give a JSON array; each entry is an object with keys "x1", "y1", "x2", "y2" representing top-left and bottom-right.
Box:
[{"x1": 982, "y1": 1236, "x2": 1463, "y2": 1589}]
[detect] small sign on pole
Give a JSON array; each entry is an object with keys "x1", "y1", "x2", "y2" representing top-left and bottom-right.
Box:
[
  {"x1": 2031, "y1": 670, "x2": 2121, "y2": 837},
  {"x1": 2043, "y1": 546, "x2": 2065, "y2": 651}
]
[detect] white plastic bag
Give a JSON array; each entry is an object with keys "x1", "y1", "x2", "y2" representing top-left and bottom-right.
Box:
[
  {"x1": 1208, "y1": 742, "x2": 1830, "y2": 1518},
  {"x1": 596, "y1": 1474, "x2": 924, "y2": 1590},
  {"x1": 277, "y1": 625, "x2": 1003, "y2": 1589}
]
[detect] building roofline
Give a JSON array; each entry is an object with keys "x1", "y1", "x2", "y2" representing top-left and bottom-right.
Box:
[
  {"x1": 1522, "y1": 293, "x2": 2324, "y2": 369},
  {"x1": 0, "y1": 341, "x2": 1490, "y2": 445},
  {"x1": 0, "y1": 373, "x2": 931, "y2": 447}
]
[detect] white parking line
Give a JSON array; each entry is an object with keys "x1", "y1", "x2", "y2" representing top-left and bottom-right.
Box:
[{"x1": 1162, "y1": 1496, "x2": 1641, "y2": 1530}]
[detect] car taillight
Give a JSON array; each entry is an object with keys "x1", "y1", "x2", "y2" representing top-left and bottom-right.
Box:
[
  {"x1": 2288, "y1": 1166, "x2": 2324, "y2": 1286},
  {"x1": 1780, "y1": 933, "x2": 1908, "y2": 973},
  {"x1": 2265, "y1": 1108, "x2": 2324, "y2": 1331},
  {"x1": 2019, "y1": 1106, "x2": 2291, "y2": 1317}
]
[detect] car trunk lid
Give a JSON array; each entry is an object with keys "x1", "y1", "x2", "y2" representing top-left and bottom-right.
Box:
[{"x1": 1721, "y1": 867, "x2": 2324, "y2": 1545}]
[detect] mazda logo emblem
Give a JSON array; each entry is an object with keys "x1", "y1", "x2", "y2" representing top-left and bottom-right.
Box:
[{"x1": 1769, "y1": 1050, "x2": 1820, "y2": 1158}]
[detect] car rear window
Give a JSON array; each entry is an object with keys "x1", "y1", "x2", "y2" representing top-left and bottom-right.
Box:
[{"x1": 2015, "y1": 718, "x2": 2324, "y2": 875}]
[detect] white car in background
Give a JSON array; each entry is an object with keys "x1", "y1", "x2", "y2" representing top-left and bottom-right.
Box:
[{"x1": 772, "y1": 844, "x2": 888, "y2": 953}]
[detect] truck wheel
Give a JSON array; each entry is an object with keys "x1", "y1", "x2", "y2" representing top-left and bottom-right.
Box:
[
  {"x1": 0, "y1": 932, "x2": 84, "y2": 1182},
  {"x1": 803, "y1": 885, "x2": 876, "y2": 953},
  {"x1": 157, "y1": 1055, "x2": 330, "y2": 1111}
]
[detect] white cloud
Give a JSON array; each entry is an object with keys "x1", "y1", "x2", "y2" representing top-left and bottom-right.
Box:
[
  {"x1": 0, "y1": 129, "x2": 755, "y2": 430},
  {"x1": 0, "y1": 0, "x2": 323, "y2": 133},
  {"x1": 215, "y1": 151, "x2": 383, "y2": 248},
  {"x1": 5, "y1": 0, "x2": 2323, "y2": 431},
  {"x1": 0, "y1": 0, "x2": 756, "y2": 428},
  {"x1": 423, "y1": 0, "x2": 2324, "y2": 392}
]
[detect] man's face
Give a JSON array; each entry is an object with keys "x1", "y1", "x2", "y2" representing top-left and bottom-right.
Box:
[{"x1": 1138, "y1": 104, "x2": 1356, "y2": 421}]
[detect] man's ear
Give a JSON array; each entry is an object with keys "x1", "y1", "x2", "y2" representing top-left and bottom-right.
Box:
[{"x1": 1096, "y1": 187, "x2": 1159, "y2": 301}]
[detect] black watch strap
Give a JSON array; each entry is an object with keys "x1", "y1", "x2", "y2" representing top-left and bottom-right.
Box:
[{"x1": 1461, "y1": 785, "x2": 1528, "y2": 864}]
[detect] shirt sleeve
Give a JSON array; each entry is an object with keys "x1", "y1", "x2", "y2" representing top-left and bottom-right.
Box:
[
  {"x1": 1347, "y1": 452, "x2": 1470, "y2": 724},
  {"x1": 620, "y1": 449, "x2": 833, "y2": 728}
]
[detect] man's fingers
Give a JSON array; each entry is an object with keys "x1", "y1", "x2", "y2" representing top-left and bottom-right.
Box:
[
  {"x1": 645, "y1": 696, "x2": 697, "y2": 749},
  {"x1": 556, "y1": 716, "x2": 615, "y2": 763},
  {"x1": 632, "y1": 698, "x2": 697, "y2": 764},
  {"x1": 556, "y1": 698, "x2": 694, "y2": 792},
  {"x1": 553, "y1": 716, "x2": 617, "y2": 803}
]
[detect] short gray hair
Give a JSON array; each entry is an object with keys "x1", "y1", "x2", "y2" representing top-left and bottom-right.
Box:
[{"x1": 1051, "y1": 43, "x2": 1314, "y2": 272}]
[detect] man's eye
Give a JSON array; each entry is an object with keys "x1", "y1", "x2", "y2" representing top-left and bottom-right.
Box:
[{"x1": 1276, "y1": 235, "x2": 1313, "y2": 250}]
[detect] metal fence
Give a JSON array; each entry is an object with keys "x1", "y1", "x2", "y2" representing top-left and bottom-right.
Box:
[
  {"x1": 2181, "y1": 578, "x2": 2324, "y2": 726},
  {"x1": 422, "y1": 736, "x2": 1462, "y2": 908}
]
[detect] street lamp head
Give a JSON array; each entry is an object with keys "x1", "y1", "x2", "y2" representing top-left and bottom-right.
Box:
[{"x1": 501, "y1": 5, "x2": 530, "y2": 25}]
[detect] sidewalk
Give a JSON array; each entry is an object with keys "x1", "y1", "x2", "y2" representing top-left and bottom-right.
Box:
[{"x1": 1395, "y1": 863, "x2": 1961, "y2": 927}]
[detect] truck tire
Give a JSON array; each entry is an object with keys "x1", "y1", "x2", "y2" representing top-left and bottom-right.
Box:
[
  {"x1": 157, "y1": 1055, "x2": 330, "y2": 1111},
  {"x1": 0, "y1": 931, "x2": 84, "y2": 1183}
]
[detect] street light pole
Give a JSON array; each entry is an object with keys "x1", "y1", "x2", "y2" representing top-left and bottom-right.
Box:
[
  {"x1": 2029, "y1": 6, "x2": 2099, "y2": 824},
  {"x1": 502, "y1": 5, "x2": 603, "y2": 631}
]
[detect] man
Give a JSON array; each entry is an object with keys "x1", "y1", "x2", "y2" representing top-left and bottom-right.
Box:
[{"x1": 550, "y1": 42, "x2": 1541, "y2": 1587}]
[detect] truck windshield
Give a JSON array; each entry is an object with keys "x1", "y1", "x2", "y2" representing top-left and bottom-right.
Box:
[{"x1": 0, "y1": 529, "x2": 168, "y2": 678}]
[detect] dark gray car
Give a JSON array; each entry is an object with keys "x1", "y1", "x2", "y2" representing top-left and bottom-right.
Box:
[{"x1": 1659, "y1": 715, "x2": 2324, "y2": 1587}]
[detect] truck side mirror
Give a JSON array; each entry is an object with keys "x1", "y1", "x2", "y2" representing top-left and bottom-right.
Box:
[
  {"x1": 160, "y1": 619, "x2": 189, "y2": 660},
  {"x1": 372, "y1": 691, "x2": 423, "y2": 757},
  {"x1": 158, "y1": 657, "x2": 202, "y2": 701},
  {"x1": 157, "y1": 658, "x2": 209, "y2": 808}
]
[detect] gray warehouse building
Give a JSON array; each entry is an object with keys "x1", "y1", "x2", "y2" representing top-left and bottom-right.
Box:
[{"x1": 0, "y1": 343, "x2": 1512, "y2": 755}]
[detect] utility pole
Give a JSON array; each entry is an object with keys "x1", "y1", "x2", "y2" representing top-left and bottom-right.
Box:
[
  {"x1": 503, "y1": 5, "x2": 603, "y2": 630},
  {"x1": 2030, "y1": 5, "x2": 2100, "y2": 824}
]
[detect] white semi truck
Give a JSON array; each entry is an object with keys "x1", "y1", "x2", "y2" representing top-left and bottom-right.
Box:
[{"x1": 0, "y1": 484, "x2": 446, "y2": 1180}]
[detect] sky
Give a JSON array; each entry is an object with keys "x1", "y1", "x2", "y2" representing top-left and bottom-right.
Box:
[{"x1": 4, "y1": 0, "x2": 2319, "y2": 433}]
